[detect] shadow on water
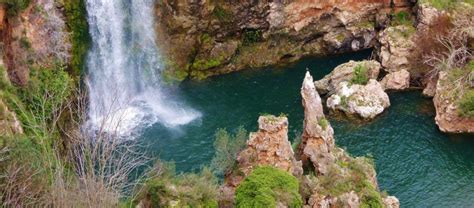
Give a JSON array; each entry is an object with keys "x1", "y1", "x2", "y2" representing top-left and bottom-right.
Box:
[{"x1": 139, "y1": 50, "x2": 474, "y2": 207}]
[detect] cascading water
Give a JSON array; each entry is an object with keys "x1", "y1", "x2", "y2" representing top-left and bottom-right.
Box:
[{"x1": 85, "y1": 0, "x2": 200, "y2": 136}]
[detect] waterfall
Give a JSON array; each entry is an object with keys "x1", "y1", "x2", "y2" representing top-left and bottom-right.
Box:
[{"x1": 85, "y1": 0, "x2": 200, "y2": 136}]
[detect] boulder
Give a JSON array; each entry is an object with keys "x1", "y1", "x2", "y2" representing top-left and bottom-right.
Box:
[
  {"x1": 416, "y1": 4, "x2": 442, "y2": 32},
  {"x1": 327, "y1": 79, "x2": 390, "y2": 119},
  {"x1": 434, "y1": 71, "x2": 474, "y2": 133},
  {"x1": 381, "y1": 69, "x2": 410, "y2": 90},
  {"x1": 383, "y1": 196, "x2": 400, "y2": 208},
  {"x1": 299, "y1": 72, "x2": 335, "y2": 175},
  {"x1": 314, "y1": 60, "x2": 381, "y2": 95},
  {"x1": 378, "y1": 25, "x2": 415, "y2": 73}
]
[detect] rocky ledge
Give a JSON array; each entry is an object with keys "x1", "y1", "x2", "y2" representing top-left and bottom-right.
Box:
[{"x1": 434, "y1": 71, "x2": 474, "y2": 133}]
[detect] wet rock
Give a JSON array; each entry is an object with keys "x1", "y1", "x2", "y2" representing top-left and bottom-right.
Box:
[
  {"x1": 299, "y1": 72, "x2": 335, "y2": 175},
  {"x1": 434, "y1": 71, "x2": 474, "y2": 133},
  {"x1": 378, "y1": 25, "x2": 415, "y2": 73},
  {"x1": 314, "y1": 60, "x2": 381, "y2": 95},
  {"x1": 327, "y1": 79, "x2": 390, "y2": 119},
  {"x1": 381, "y1": 69, "x2": 410, "y2": 90}
]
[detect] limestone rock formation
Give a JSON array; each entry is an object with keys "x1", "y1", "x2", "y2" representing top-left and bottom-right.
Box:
[
  {"x1": 434, "y1": 71, "x2": 474, "y2": 133},
  {"x1": 314, "y1": 60, "x2": 381, "y2": 95},
  {"x1": 237, "y1": 115, "x2": 304, "y2": 178},
  {"x1": 327, "y1": 79, "x2": 390, "y2": 119},
  {"x1": 381, "y1": 69, "x2": 410, "y2": 90},
  {"x1": 3, "y1": 0, "x2": 71, "y2": 86},
  {"x1": 378, "y1": 25, "x2": 415, "y2": 73},
  {"x1": 383, "y1": 196, "x2": 401, "y2": 208},
  {"x1": 416, "y1": 4, "x2": 442, "y2": 32},
  {"x1": 299, "y1": 71, "x2": 335, "y2": 175},
  {"x1": 155, "y1": 0, "x2": 412, "y2": 80}
]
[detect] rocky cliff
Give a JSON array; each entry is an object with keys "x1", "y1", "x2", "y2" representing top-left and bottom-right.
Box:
[{"x1": 155, "y1": 0, "x2": 413, "y2": 81}]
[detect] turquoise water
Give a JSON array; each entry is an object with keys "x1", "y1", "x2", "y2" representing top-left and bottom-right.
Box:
[{"x1": 139, "y1": 50, "x2": 474, "y2": 207}]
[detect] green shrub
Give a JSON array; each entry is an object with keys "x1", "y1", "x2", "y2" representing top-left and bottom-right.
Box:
[
  {"x1": 210, "y1": 127, "x2": 247, "y2": 176},
  {"x1": 136, "y1": 161, "x2": 219, "y2": 208},
  {"x1": 351, "y1": 64, "x2": 369, "y2": 85},
  {"x1": 242, "y1": 30, "x2": 262, "y2": 46},
  {"x1": 235, "y1": 166, "x2": 303, "y2": 208},
  {"x1": 458, "y1": 89, "x2": 474, "y2": 118},
  {"x1": 0, "y1": 0, "x2": 31, "y2": 16},
  {"x1": 318, "y1": 118, "x2": 329, "y2": 130},
  {"x1": 213, "y1": 5, "x2": 233, "y2": 22},
  {"x1": 391, "y1": 11, "x2": 412, "y2": 26}
]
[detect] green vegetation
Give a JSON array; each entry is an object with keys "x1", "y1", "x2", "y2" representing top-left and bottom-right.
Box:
[
  {"x1": 0, "y1": 0, "x2": 31, "y2": 16},
  {"x1": 242, "y1": 30, "x2": 262, "y2": 46},
  {"x1": 235, "y1": 166, "x2": 303, "y2": 208},
  {"x1": 318, "y1": 118, "x2": 329, "y2": 130},
  {"x1": 391, "y1": 11, "x2": 412, "y2": 26},
  {"x1": 351, "y1": 64, "x2": 369, "y2": 85},
  {"x1": 458, "y1": 89, "x2": 474, "y2": 118},
  {"x1": 135, "y1": 161, "x2": 219, "y2": 208},
  {"x1": 418, "y1": 0, "x2": 474, "y2": 10},
  {"x1": 213, "y1": 5, "x2": 233, "y2": 22},
  {"x1": 192, "y1": 57, "x2": 223, "y2": 71},
  {"x1": 316, "y1": 156, "x2": 384, "y2": 207},
  {"x1": 210, "y1": 127, "x2": 247, "y2": 176},
  {"x1": 62, "y1": 0, "x2": 90, "y2": 77}
]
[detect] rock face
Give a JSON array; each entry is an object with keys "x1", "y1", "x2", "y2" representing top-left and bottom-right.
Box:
[
  {"x1": 314, "y1": 60, "x2": 381, "y2": 94},
  {"x1": 327, "y1": 79, "x2": 390, "y2": 119},
  {"x1": 237, "y1": 115, "x2": 304, "y2": 178},
  {"x1": 381, "y1": 69, "x2": 410, "y2": 90},
  {"x1": 155, "y1": 0, "x2": 412, "y2": 80},
  {"x1": 299, "y1": 72, "x2": 335, "y2": 175},
  {"x1": 2, "y1": 0, "x2": 71, "y2": 86},
  {"x1": 434, "y1": 71, "x2": 474, "y2": 133},
  {"x1": 378, "y1": 25, "x2": 415, "y2": 73}
]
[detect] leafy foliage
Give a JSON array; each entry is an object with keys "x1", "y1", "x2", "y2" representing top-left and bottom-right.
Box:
[
  {"x1": 0, "y1": 0, "x2": 31, "y2": 16},
  {"x1": 235, "y1": 166, "x2": 302, "y2": 208},
  {"x1": 459, "y1": 89, "x2": 474, "y2": 118},
  {"x1": 242, "y1": 30, "x2": 262, "y2": 46},
  {"x1": 135, "y1": 161, "x2": 219, "y2": 208},
  {"x1": 210, "y1": 127, "x2": 247, "y2": 176},
  {"x1": 391, "y1": 11, "x2": 412, "y2": 26},
  {"x1": 351, "y1": 64, "x2": 369, "y2": 85}
]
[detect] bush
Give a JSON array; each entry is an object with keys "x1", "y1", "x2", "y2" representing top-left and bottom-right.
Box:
[
  {"x1": 318, "y1": 118, "x2": 329, "y2": 130},
  {"x1": 0, "y1": 0, "x2": 31, "y2": 16},
  {"x1": 136, "y1": 161, "x2": 219, "y2": 208},
  {"x1": 235, "y1": 166, "x2": 302, "y2": 208},
  {"x1": 391, "y1": 11, "x2": 412, "y2": 26},
  {"x1": 409, "y1": 13, "x2": 453, "y2": 78},
  {"x1": 242, "y1": 30, "x2": 262, "y2": 46},
  {"x1": 351, "y1": 64, "x2": 369, "y2": 85},
  {"x1": 210, "y1": 127, "x2": 247, "y2": 176},
  {"x1": 459, "y1": 89, "x2": 474, "y2": 118}
]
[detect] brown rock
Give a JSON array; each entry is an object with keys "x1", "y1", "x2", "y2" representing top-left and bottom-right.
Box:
[
  {"x1": 381, "y1": 69, "x2": 410, "y2": 90},
  {"x1": 299, "y1": 71, "x2": 335, "y2": 175},
  {"x1": 434, "y1": 71, "x2": 474, "y2": 133}
]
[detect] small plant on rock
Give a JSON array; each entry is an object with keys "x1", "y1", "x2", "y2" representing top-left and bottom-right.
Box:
[{"x1": 351, "y1": 64, "x2": 369, "y2": 85}]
